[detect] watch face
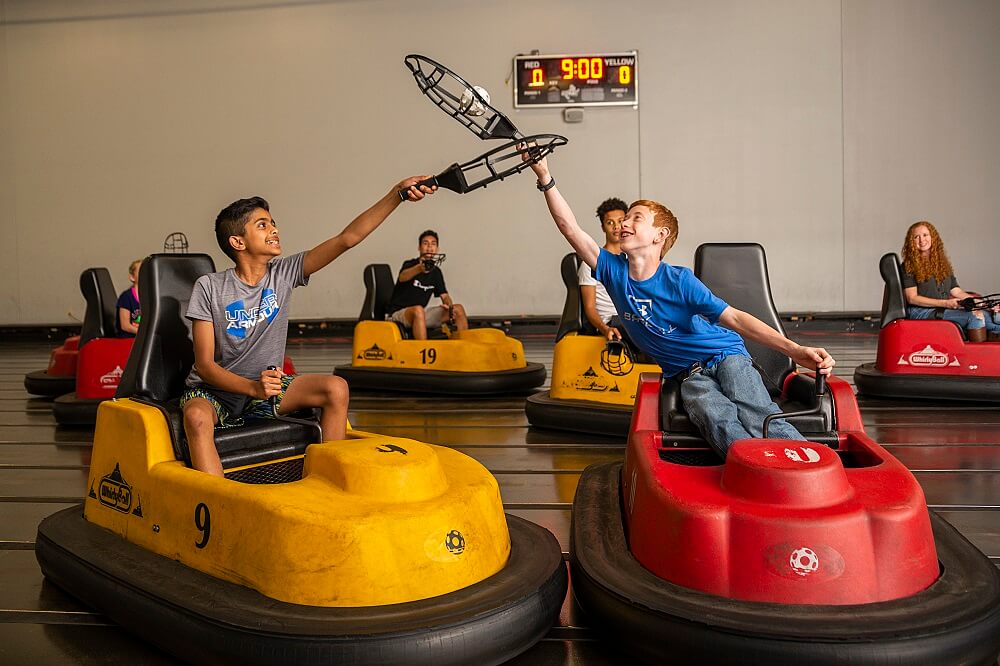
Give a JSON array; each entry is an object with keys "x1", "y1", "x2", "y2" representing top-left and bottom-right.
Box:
[{"x1": 514, "y1": 53, "x2": 638, "y2": 108}]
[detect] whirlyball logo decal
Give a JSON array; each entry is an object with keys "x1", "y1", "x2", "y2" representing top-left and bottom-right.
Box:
[
  {"x1": 95, "y1": 463, "x2": 133, "y2": 513},
  {"x1": 359, "y1": 343, "x2": 391, "y2": 361}
]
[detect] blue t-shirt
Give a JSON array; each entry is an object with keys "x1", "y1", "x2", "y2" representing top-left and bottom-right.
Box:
[
  {"x1": 593, "y1": 249, "x2": 748, "y2": 375},
  {"x1": 115, "y1": 287, "x2": 140, "y2": 338}
]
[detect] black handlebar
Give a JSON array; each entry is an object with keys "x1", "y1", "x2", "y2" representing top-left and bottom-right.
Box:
[
  {"x1": 265, "y1": 365, "x2": 323, "y2": 441},
  {"x1": 761, "y1": 371, "x2": 827, "y2": 439},
  {"x1": 959, "y1": 293, "x2": 1000, "y2": 311},
  {"x1": 398, "y1": 177, "x2": 439, "y2": 202}
]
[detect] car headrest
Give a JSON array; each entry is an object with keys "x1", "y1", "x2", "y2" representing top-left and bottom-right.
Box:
[
  {"x1": 879, "y1": 252, "x2": 907, "y2": 327},
  {"x1": 359, "y1": 264, "x2": 395, "y2": 321},
  {"x1": 78, "y1": 268, "x2": 118, "y2": 347},
  {"x1": 116, "y1": 253, "x2": 216, "y2": 402},
  {"x1": 694, "y1": 243, "x2": 793, "y2": 392},
  {"x1": 556, "y1": 253, "x2": 584, "y2": 341}
]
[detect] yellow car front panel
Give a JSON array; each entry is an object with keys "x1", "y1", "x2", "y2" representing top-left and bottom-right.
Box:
[
  {"x1": 549, "y1": 333, "x2": 659, "y2": 406},
  {"x1": 351, "y1": 321, "x2": 526, "y2": 372},
  {"x1": 84, "y1": 399, "x2": 510, "y2": 607}
]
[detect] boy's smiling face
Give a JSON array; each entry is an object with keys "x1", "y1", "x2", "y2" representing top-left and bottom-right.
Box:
[
  {"x1": 232, "y1": 208, "x2": 281, "y2": 257},
  {"x1": 619, "y1": 204, "x2": 667, "y2": 257}
]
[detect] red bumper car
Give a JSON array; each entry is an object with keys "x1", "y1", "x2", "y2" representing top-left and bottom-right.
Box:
[
  {"x1": 24, "y1": 268, "x2": 121, "y2": 397},
  {"x1": 854, "y1": 253, "x2": 1000, "y2": 401},
  {"x1": 52, "y1": 268, "x2": 134, "y2": 425},
  {"x1": 49, "y1": 269, "x2": 134, "y2": 424},
  {"x1": 570, "y1": 245, "x2": 1000, "y2": 663},
  {"x1": 24, "y1": 335, "x2": 79, "y2": 397}
]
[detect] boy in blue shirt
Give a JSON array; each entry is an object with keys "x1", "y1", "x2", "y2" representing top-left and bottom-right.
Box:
[{"x1": 526, "y1": 156, "x2": 835, "y2": 457}]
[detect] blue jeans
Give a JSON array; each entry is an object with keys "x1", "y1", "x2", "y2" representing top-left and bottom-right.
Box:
[
  {"x1": 907, "y1": 306, "x2": 1000, "y2": 333},
  {"x1": 680, "y1": 354, "x2": 804, "y2": 458}
]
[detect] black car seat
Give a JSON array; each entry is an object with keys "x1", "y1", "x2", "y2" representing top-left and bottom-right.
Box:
[
  {"x1": 78, "y1": 268, "x2": 119, "y2": 347},
  {"x1": 659, "y1": 243, "x2": 836, "y2": 448},
  {"x1": 556, "y1": 253, "x2": 584, "y2": 342},
  {"x1": 359, "y1": 263, "x2": 411, "y2": 339}
]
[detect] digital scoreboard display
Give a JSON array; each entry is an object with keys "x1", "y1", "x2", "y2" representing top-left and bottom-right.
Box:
[{"x1": 513, "y1": 52, "x2": 638, "y2": 109}]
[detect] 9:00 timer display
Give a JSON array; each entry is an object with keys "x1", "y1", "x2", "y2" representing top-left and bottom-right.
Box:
[{"x1": 513, "y1": 52, "x2": 638, "y2": 109}]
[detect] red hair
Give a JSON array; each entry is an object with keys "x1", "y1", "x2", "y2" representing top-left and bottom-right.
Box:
[
  {"x1": 629, "y1": 199, "x2": 678, "y2": 258},
  {"x1": 901, "y1": 221, "x2": 953, "y2": 284}
]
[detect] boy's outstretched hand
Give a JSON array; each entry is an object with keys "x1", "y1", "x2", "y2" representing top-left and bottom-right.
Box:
[
  {"x1": 519, "y1": 143, "x2": 549, "y2": 182},
  {"x1": 790, "y1": 345, "x2": 836, "y2": 375},
  {"x1": 397, "y1": 176, "x2": 437, "y2": 202}
]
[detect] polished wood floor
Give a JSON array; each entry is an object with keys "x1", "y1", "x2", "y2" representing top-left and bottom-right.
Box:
[{"x1": 1, "y1": 328, "x2": 998, "y2": 663}]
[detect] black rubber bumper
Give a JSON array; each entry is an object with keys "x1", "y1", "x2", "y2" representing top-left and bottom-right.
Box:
[
  {"x1": 333, "y1": 362, "x2": 546, "y2": 395},
  {"x1": 52, "y1": 393, "x2": 104, "y2": 426},
  {"x1": 854, "y1": 362, "x2": 1000, "y2": 402},
  {"x1": 570, "y1": 462, "x2": 1000, "y2": 665},
  {"x1": 525, "y1": 391, "x2": 632, "y2": 437},
  {"x1": 36, "y1": 507, "x2": 567, "y2": 666},
  {"x1": 24, "y1": 370, "x2": 75, "y2": 397}
]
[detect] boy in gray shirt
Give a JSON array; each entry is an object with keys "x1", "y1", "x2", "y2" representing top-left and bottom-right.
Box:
[{"x1": 182, "y1": 177, "x2": 436, "y2": 476}]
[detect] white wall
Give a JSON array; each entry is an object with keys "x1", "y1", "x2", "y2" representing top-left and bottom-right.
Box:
[
  {"x1": 843, "y1": 0, "x2": 1000, "y2": 309},
  {"x1": 0, "y1": 0, "x2": 996, "y2": 323},
  {"x1": 0, "y1": 5, "x2": 19, "y2": 322}
]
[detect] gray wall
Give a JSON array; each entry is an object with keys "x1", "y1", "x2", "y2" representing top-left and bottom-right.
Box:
[
  {"x1": 843, "y1": 0, "x2": 1000, "y2": 309},
  {"x1": 0, "y1": 0, "x2": 997, "y2": 324},
  {"x1": 0, "y1": 9, "x2": 18, "y2": 322}
]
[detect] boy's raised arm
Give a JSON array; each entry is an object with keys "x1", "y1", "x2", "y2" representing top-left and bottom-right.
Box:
[
  {"x1": 524, "y1": 154, "x2": 600, "y2": 269},
  {"x1": 303, "y1": 176, "x2": 436, "y2": 277}
]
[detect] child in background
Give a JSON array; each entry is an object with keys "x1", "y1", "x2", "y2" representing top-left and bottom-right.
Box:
[{"x1": 116, "y1": 259, "x2": 142, "y2": 337}]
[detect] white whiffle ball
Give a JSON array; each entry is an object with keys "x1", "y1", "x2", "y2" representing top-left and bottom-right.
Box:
[{"x1": 459, "y1": 86, "x2": 490, "y2": 116}]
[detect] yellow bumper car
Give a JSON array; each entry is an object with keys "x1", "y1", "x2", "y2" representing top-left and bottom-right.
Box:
[
  {"x1": 526, "y1": 254, "x2": 659, "y2": 436},
  {"x1": 36, "y1": 255, "x2": 566, "y2": 665},
  {"x1": 334, "y1": 264, "x2": 546, "y2": 394}
]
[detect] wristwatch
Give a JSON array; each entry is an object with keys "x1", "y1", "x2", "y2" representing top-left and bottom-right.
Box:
[{"x1": 536, "y1": 176, "x2": 556, "y2": 192}]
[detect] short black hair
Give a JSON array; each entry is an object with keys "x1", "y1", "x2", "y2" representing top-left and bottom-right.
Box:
[
  {"x1": 418, "y1": 229, "x2": 438, "y2": 244},
  {"x1": 216, "y1": 196, "x2": 269, "y2": 261},
  {"x1": 596, "y1": 197, "x2": 628, "y2": 223}
]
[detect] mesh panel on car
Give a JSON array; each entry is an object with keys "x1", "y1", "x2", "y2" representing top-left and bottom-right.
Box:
[{"x1": 224, "y1": 457, "x2": 305, "y2": 485}]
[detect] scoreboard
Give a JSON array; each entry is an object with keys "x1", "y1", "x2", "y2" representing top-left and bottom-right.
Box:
[{"x1": 513, "y1": 52, "x2": 638, "y2": 109}]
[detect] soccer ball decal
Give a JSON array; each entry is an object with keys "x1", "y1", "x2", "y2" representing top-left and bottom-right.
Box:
[
  {"x1": 600, "y1": 341, "x2": 634, "y2": 377},
  {"x1": 789, "y1": 547, "x2": 819, "y2": 576},
  {"x1": 445, "y1": 530, "x2": 465, "y2": 555}
]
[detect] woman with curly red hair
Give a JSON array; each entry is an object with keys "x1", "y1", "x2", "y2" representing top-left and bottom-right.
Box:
[{"x1": 902, "y1": 221, "x2": 999, "y2": 342}]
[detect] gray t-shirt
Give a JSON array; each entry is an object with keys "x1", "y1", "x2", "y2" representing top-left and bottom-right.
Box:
[
  {"x1": 903, "y1": 271, "x2": 958, "y2": 300},
  {"x1": 185, "y1": 252, "x2": 308, "y2": 387}
]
